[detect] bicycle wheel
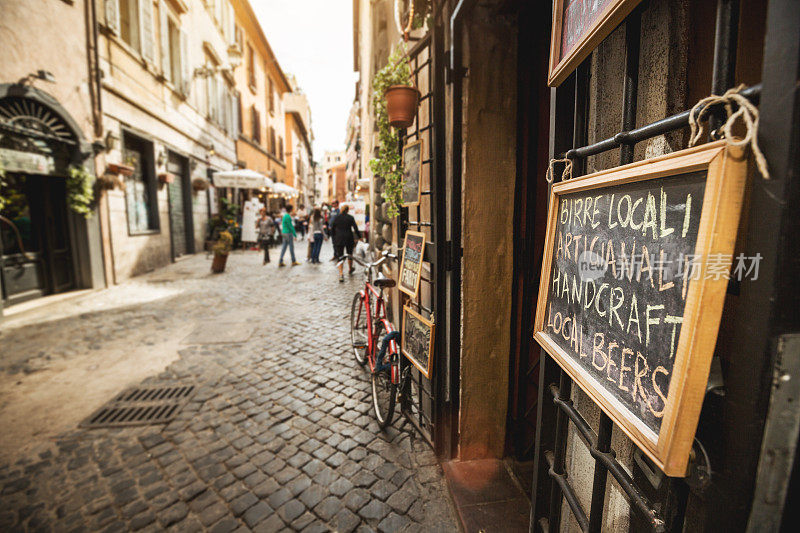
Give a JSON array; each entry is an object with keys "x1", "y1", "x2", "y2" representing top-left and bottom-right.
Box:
[
  {"x1": 350, "y1": 292, "x2": 368, "y2": 365},
  {"x1": 371, "y1": 321, "x2": 397, "y2": 428}
]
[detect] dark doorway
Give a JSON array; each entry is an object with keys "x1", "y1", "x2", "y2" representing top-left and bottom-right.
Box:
[
  {"x1": 167, "y1": 151, "x2": 194, "y2": 259},
  {"x1": 1, "y1": 173, "x2": 74, "y2": 305}
]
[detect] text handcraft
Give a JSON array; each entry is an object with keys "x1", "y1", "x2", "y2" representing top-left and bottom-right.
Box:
[{"x1": 533, "y1": 141, "x2": 748, "y2": 476}]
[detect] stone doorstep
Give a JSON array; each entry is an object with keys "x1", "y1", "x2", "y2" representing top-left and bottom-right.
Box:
[{"x1": 443, "y1": 459, "x2": 530, "y2": 533}]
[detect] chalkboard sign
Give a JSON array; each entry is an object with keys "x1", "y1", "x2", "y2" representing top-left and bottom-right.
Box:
[
  {"x1": 402, "y1": 140, "x2": 423, "y2": 207},
  {"x1": 402, "y1": 306, "x2": 435, "y2": 378},
  {"x1": 399, "y1": 230, "x2": 425, "y2": 298},
  {"x1": 534, "y1": 142, "x2": 748, "y2": 475},
  {"x1": 549, "y1": 0, "x2": 642, "y2": 87}
]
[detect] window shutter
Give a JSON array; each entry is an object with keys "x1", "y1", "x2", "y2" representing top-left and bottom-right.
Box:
[
  {"x1": 159, "y1": 0, "x2": 170, "y2": 79},
  {"x1": 227, "y1": 3, "x2": 235, "y2": 44},
  {"x1": 179, "y1": 29, "x2": 191, "y2": 97},
  {"x1": 139, "y1": 0, "x2": 155, "y2": 63},
  {"x1": 105, "y1": 0, "x2": 120, "y2": 34}
]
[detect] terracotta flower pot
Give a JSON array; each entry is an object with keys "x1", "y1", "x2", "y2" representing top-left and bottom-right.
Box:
[
  {"x1": 384, "y1": 85, "x2": 420, "y2": 129},
  {"x1": 211, "y1": 253, "x2": 228, "y2": 273}
]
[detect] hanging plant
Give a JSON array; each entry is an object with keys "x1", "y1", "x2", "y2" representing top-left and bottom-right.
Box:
[
  {"x1": 369, "y1": 46, "x2": 412, "y2": 219},
  {"x1": 67, "y1": 164, "x2": 95, "y2": 218}
]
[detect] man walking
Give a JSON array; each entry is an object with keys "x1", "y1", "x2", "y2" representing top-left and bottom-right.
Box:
[
  {"x1": 327, "y1": 200, "x2": 340, "y2": 261},
  {"x1": 331, "y1": 204, "x2": 361, "y2": 282},
  {"x1": 278, "y1": 204, "x2": 300, "y2": 267}
]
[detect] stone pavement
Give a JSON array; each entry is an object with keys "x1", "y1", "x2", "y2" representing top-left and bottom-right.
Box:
[{"x1": 0, "y1": 244, "x2": 458, "y2": 532}]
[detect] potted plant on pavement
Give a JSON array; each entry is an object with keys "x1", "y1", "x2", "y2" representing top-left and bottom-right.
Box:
[
  {"x1": 370, "y1": 46, "x2": 414, "y2": 218},
  {"x1": 211, "y1": 230, "x2": 233, "y2": 273}
]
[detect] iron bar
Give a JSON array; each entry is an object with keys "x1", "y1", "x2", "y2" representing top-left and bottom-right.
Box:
[
  {"x1": 565, "y1": 84, "x2": 761, "y2": 160},
  {"x1": 549, "y1": 386, "x2": 666, "y2": 533},
  {"x1": 545, "y1": 450, "x2": 589, "y2": 531},
  {"x1": 710, "y1": 0, "x2": 740, "y2": 133},
  {"x1": 547, "y1": 372, "x2": 572, "y2": 531}
]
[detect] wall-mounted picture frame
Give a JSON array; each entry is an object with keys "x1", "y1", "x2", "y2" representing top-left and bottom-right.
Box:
[
  {"x1": 402, "y1": 305, "x2": 435, "y2": 378},
  {"x1": 533, "y1": 141, "x2": 748, "y2": 475},
  {"x1": 549, "y1": 0, "x2": 643, "y2": 87},
  {"x1": 402, "y1": 139, "x2": 423, "y2": 207}
]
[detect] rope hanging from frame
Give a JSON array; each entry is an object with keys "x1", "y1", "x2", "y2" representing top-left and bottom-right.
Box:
[
  {"x1": 689, "y1": 84, "x2": 770, "y2": 179},
  {"x1": 545, "y1": 157, "x2": 573, "y2": 184}
]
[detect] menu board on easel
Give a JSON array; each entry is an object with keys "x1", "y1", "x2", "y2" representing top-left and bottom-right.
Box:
[
  {"x1": 533, "y1": 142, "x2": 748, "y2": 475},
  {"x1": 399, "y1": 231, "x2": 425, "y2": 298}
]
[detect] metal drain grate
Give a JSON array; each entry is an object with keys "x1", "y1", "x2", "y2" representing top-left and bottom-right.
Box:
[{"x1": 81, "y1": 385, "x2": 195, "y2": 428}]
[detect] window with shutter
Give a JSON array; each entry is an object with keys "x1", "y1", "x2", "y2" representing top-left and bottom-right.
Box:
[
  {"x1": 119, "y1": 0, "x2": 140, "y2": 51},
  {"x1": 226, "y1": 3, "x2": 235, "y2": 45},
  {"x1": 236, "y1": 94, "x2": 243, "y2": 135},
  {"x1": 179, "y1": 29, "x2": 190, "y2": 97},
  {"x1": 105, "y1": 0, "x2": 120, "y2": 34},
  {"x1": 159, "y1": 0, "x2": 170, "y2": 78},
  {"x1": 140, "y1": 0, "x2": 155, "y2": 63}
]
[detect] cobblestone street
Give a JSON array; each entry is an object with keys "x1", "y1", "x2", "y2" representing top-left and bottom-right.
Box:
[{"x1": 0, "y1": 245, "x2": 458, "y2": 532}]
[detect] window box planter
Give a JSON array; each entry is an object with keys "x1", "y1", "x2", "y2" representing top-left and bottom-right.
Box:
[{"x1": 107, "y1": 162, "x2": 135, "y2": 177}]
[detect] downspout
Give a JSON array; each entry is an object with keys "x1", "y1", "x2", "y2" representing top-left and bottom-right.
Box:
[{"x1": 448, "y1": 0, "x2": 477, "y2": 459}]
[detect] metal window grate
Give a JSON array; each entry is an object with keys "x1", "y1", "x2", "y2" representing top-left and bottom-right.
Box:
[{"x1": 81, "y1": 385, "x2": 195, "y2": 428}]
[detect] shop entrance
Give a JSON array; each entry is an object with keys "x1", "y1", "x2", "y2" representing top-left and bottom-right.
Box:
[
  {"x1": 1, "y1": 173, "x2": 74, "y2": 306},
  {"x1": 167, "y1": 151, "x2": 194, "y2": 259}
]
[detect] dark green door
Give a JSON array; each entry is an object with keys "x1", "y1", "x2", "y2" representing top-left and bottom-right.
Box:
[
  {"x1": 167, "y1": 153, "x2": 188, "y2": 259},
  {"x1": 1, "y1": 174, "x2": 74, "y2": 305}
]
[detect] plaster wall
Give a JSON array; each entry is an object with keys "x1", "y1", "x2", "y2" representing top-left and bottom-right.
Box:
[
  {"x1": 232, "y1": 0, "x2": 289, "y2": 181},
  {"x1": 457, "y1": 5, "x2": 517, "y2": 460},
  {"x1": 0, "y1": 0, "x2": 94, "y2": 140},
  {"x1": 561, "y1": 2, "x2": 690, "y2": 530}
]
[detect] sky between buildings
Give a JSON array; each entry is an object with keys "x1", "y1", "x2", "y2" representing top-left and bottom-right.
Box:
[{"x1": 251, "y1": 0, "x2": 356, "y2": 160}]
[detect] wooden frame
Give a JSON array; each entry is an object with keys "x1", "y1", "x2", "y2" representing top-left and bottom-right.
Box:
[
  {"x1": 533, "y1": 142, "x2": 748, "y2": 475},
  {"x1": 402, "y1": 305, "x2": 435, "y2": 378},
  {"x1": 548, "y1": 0, "x2": 643, "y2": 87},
  {"x1": 401, "y1": 139, "x2": 423, "y2": 207},
  {"x1": 398, "y1": 230, "x2": 426, "y2": 298}
]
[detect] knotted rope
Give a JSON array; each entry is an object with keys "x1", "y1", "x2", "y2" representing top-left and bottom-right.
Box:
[
  {"x1": 545, "y1": 157, "x2": 574, "y2": 184},
  {"x1": 688, "y1": 84, "x2": 769, "y2": 179}
]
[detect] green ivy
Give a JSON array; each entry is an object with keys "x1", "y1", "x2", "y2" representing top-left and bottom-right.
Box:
[
  {"x1": 369, "y1": 46, "x2": 412, "y2": 219},
  {"x1": 67, "y1": 164, "x2": 95, "y2": 218}
]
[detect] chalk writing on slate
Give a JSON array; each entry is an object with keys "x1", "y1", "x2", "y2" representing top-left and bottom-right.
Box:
[
  {"x1": 541, "y1": 171, "x2": 705, "y2": 434},
  {"x1": 402, "y1": 306, "x2": 434, "y2": 378},
  {"x1": 399, "y1": 231, "x2": 425, "y2": 298}
]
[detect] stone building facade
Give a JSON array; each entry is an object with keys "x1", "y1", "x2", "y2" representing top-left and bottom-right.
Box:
[
  {"x1": 97, "y1": 0, "x2": 238, "y2": 282},
  {"x1": 0, "y1": 0, "x2": 106, "y2": 313}
]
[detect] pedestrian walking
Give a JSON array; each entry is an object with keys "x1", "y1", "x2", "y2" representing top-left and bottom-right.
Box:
[
  {"x1": 309, "y1": 207, "x2": 326, "y2": 264},
  {"x1": 278, "y1": 204, "x2": 300, "y2": 267},
  {"x1": 327, "y1": 200, "x2": 340, "y2": 261},
  {"x1": 256, "y1": 208, "x2": 276, "y2": 264},
  {"x1": 331, "y1": 204, "x2": 361, "y2": 282},
  {"x1": 295, "y1": 205, "x2": 307, "y2": 239}
]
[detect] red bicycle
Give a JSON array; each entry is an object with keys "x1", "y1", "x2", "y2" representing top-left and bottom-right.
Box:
[{"x1": 345, "y1": 250, "x2": 405, "y2": 427}]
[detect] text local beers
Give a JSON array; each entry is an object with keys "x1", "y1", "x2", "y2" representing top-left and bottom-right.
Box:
[{"x1": 545, "y1": 180, "x2": 702, "y2": 430}]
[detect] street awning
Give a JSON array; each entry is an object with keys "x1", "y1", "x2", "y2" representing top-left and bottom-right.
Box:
[
  {"x1": 273, "y1": 182, "x2": 298, "y2": 196},
  {"x1": 212, "y1": 169, "x2": 275, "y2": 189}
]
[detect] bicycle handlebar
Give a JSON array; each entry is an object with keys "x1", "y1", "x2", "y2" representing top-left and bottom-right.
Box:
[{"x1": 337, "y1": 250, "x2": 398, "y2": 270}]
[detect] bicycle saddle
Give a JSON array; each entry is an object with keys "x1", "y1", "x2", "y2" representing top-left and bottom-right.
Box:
[{"x1": 373, "y1": 275, "x2": 396, "y2": 288}]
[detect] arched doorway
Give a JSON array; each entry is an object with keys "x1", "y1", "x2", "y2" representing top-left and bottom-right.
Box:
[{"x1": 0, "y1": 86, "x2": 93, "y2": 306}]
